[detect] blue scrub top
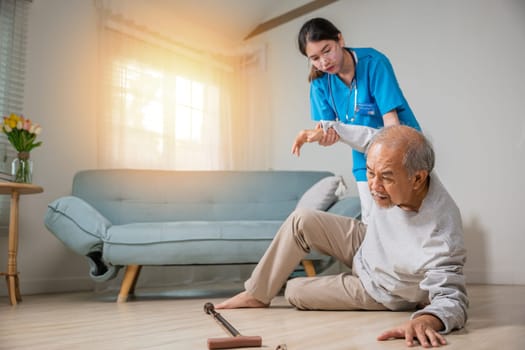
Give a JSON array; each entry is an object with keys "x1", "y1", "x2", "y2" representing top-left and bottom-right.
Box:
[{"x1": 310, "y1": 47, "x2": 421, "y2": 181}]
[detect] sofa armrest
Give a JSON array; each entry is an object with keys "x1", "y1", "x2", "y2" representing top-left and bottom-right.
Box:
[
  {"x1": 327, "y1": 196, "x2": 361, "y2": 219},
  {"x1": 45, "y1": 196, "x2": 121, "y2": 281},
  {"x1": 44, "y1": 196, "x2": 111, "y2": 256}
]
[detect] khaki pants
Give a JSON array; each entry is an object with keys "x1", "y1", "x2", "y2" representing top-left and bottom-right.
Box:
[{"x1": 245, "y1": 208, "x2": 387, "y2": 311}]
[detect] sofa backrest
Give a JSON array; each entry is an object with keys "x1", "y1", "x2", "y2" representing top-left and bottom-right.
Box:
[{"x1": 72, "y1": 169, "x2": 334, "y2": 225}]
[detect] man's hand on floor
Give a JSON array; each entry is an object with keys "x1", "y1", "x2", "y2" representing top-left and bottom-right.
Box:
[{"x1": 377, "y1": 314, "x2": 447, "y2": 348}]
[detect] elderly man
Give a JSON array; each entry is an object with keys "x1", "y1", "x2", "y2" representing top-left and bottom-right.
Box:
[{"x1": 217, "y1": 125, "x2": 468, "y2": 348}]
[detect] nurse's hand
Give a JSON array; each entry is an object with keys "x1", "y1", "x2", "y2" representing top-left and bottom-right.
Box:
[
  {"x1": 377, "y1": 314, "x2": 446, "y2": 348},
  {"x1": 292, "y1": 128, "x2": 324, "y2": 156},
  {"x1": 316, "y1": 123, "x2": 339, "y2": 146}
]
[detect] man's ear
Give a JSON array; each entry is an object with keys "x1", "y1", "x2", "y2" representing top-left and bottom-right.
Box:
[{"x1": 412, "y1": 170, "x2": 429, "y2": 190}]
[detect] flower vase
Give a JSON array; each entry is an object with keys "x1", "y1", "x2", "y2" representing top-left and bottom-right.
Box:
[{"x1": 12, "y1": 152, "x2": 33, "y2": 183}]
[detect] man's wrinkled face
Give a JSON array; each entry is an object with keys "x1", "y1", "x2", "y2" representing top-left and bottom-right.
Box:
[{"x1": 366, "y1": 143, "x2": 416, "y2": 209}]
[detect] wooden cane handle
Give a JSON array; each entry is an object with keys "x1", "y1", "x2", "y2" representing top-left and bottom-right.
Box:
[{"x1": 207, "y1": 335, "x2": 262, "y2": 349}]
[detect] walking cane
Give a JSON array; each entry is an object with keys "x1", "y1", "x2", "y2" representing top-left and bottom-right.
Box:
[{"x1": 204, "y1": 302, "x2": 262, "y2": 349}]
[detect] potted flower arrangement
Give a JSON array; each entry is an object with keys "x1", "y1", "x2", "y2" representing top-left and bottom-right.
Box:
[{"x1": 2, "y1": 113, "x2": 43, "y2": 183}]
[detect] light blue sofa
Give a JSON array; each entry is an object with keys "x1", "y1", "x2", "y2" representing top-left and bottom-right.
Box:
[{"x1": 44, "y1": 169, "x2": 361, "y2": 302}]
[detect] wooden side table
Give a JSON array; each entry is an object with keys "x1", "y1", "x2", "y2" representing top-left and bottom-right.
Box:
[{"x1": 0, "y1": 182, "x2": 43, "y2": 305}]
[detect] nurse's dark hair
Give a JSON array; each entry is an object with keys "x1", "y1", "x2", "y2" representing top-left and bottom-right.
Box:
[
  {"x1": 366, "y1": 125, "x2": 435, "y2": 177},
  {"x1": 298, "y1": 18, "x2": 341, "y2": 82}
]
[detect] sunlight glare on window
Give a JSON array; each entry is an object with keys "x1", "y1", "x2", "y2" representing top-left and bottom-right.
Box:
[
  {"x1": 192, "y1": 82, "x2": 204, "y2": 110},
  {"x1": 191, "y1": 81, "x2": 204, "y2": 142},
  {"x1": 175, "y1": 105, "x2": 191, "y2": 140},
  {"x1": 103, "y1": 25, "x2": 228, "y2": 171},
  {"x1": 175, "y1": 76, "x2": 204, "y2": 142},
  {"x1": 120, "y1": 61, "x2": 165, "y2": 134},
  {"x1": 142, "y1": 100, "x2": 163, "y2": 134},
  {"x1": 140, "y1": 66, "x2": 164, "y2": 134},
  {"x1": 192, "y1": 109, "x2": 203, "y2": 140},
  {"x1": 176, "y1": 77, "x2": 191, "y2": 105}
]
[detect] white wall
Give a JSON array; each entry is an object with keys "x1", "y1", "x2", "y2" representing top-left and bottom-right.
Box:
[
  {"x1": 0, "y1": 0, "x2": 101, "y2": 295},
  {"x1": 1, "y1": 0, "x2": 522, "y2": 297},
  {"x1": 250, "y1": 0, "x2": 525, "y2": 284}
]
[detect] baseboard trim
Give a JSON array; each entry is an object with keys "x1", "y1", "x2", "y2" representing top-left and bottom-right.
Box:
[{"x1": 0, "y1": 276, "x2": 95, "y2": 297}]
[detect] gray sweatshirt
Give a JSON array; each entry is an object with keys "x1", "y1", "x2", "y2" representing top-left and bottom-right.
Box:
[{"x1": 321, "y1": 121, "x2": 468, "y2": 333}]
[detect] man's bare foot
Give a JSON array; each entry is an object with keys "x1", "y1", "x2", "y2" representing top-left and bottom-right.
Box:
[{"x1": 215, "y1": 291, "x2": 269, "y2": 309}]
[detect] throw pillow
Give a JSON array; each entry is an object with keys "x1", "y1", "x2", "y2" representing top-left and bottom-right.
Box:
[{"x1": 296, "y1": 175, "x2": 343, "y2": 210}]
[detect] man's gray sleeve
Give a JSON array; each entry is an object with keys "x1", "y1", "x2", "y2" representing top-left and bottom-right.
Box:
[
  {"x1": 411, "y1": 248, "x2": 469, "y2": 333},
  {"x1": 320, "y1": 121, "x2": 378, "y2": 153}
]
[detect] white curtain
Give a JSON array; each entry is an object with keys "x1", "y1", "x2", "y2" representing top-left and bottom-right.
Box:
[
  {"x1": 234, "y1": 46, "x2": 272, "y2": 170},
  {"x1": 95, "y1": 2, "x2": 271, "y2": 171}
]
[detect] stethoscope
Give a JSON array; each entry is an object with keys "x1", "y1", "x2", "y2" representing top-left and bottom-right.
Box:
[{"x1": 327, "y1": 49, "x2": 358, "y2": 122}]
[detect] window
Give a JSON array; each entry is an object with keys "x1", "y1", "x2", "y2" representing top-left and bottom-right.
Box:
[
  {"x1": 98, "y1": 24, "x2": 231, "y2": 170},
  {"x1": 0, "y1": 0, "x2": 30, "y2": 231},
  {"x1": 0, "y1": 0, "x2": 29, "y2": 172}
]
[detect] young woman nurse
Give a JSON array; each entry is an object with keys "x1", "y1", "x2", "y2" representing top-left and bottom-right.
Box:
[{"x1": 293, "y1": 17, "x2": 421, "y2": 223}]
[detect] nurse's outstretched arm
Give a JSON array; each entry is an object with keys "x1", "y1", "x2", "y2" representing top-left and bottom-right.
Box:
[{"x1": 315, "y1": 122, "x2": 340, "y2": 146}]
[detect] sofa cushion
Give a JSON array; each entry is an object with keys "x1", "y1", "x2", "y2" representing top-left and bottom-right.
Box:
[
  {"x1": 45, "y1": 196, "x2": 111, "y2": 255},
  {"x1": 296, "y1": 175, "x2": 342, "y2": 210},
  {"x1": 103, "y1": 220, "x2": 282, "y2": 265}
]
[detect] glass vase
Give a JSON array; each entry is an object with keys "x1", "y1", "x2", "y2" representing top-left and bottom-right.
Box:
[{"x1": 11, "y1": 152, "x2": 33, "y2": 183}]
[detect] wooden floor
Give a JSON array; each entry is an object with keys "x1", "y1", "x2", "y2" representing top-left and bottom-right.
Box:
[{"x1": 1, "y1": 284, "x2": 524, "y2": 349}]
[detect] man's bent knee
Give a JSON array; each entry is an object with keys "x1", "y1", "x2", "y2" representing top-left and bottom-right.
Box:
[
  {"x1": 290, "y1": 208, "x2": 319, "y2": 225},
  {"x1": 284, "y1": 277, "x2": 309, "y2": 309}
]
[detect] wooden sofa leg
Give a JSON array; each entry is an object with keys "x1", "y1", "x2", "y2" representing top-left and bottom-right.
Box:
[
  {"x1": 117, "y1": 265, "x2": 142, "y2": 303},
  {"x1": 129, "y1": 265, "x2": 142, "y2": 296},
  {"x1": 301, "y1": 259, "x2": 316, "y2": 277}
]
